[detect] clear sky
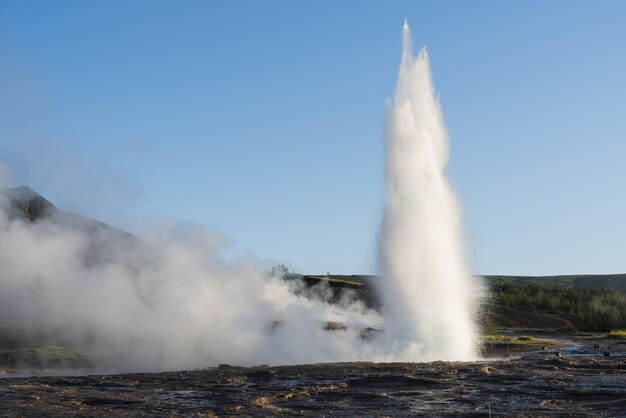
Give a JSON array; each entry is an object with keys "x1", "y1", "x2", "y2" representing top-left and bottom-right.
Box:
[{"x1": 1, "y1": 1, "x2": 625, "y2": 275}]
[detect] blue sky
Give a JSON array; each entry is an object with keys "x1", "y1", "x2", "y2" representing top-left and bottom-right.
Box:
[{"x1": 1, "y1": 1, "x2": 625, "y2": 275}]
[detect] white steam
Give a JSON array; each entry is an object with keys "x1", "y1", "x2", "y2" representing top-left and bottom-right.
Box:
[
  {"x1": 0, "y1": 210, "x2": 384, "y2": 372},
  {"x1": 0, "y1": 22, "x2": 480, "y2": 372},
  {"x1": 377, "y1": 21, "x2": 481, "y2": 361}
]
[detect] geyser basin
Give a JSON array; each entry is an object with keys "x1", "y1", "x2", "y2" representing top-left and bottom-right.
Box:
[{"x1": 0, "y1": 22, "x2": 480, "y2": 373}]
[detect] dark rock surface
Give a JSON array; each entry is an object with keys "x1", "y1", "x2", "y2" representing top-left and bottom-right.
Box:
[
  {"x1": 1, "y1": 344, "x2": 624, "y2": 417},
  {"x1": 0, "y1": 186, "x2": 56, "y2": 221}
]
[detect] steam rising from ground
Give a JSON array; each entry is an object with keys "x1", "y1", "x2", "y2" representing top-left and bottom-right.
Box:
[
  {"x1": 0, "y1": 22, "x2": 480, "y2": 372},
  {"x1": 0, "y1": 209, "x2": 383, "y2": 372},
  {"x1": 377, "y1": 21, "x2": 480, "y2": 361}
]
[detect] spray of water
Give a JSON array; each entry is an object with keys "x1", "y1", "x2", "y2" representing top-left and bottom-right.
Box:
[{"x1": 377, "y1": 21, "x2": 480, "y2": 361}]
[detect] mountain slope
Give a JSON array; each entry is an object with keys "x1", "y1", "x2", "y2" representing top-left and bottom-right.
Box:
[{"x1": 0, "y1": 186, "x2": 135, "y2": 266}]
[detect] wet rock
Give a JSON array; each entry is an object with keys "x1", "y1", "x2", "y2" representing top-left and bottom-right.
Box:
[
  {"x1": 1, "y1": 186, "x2": 56, "y2": 222},
  {"x1": 479, "y1": 365, "x2": 495, "y2": 374},
  {"x1": 218, "y1": 364, "x2": 235, "y2": 370},
  {"x1": 347, "y1": 375, "x2": 442, "y2": 388},
  {"x1": 323, "y1": 322, "x2": 347, "y2": 331},
  {"x1": 245, "y1": 370, "x2": 273, "y2": 380},
  {"x1": 359, "y1": 327, "x2": 383, "y2": 341},
  {"x1": 1, "y1": 351, "x2": 625, "y2": 416}
]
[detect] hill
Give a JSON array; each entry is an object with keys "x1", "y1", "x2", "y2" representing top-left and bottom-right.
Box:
[
  {"x1": 288, "y1": 273, "x2": 626, "y2": 292},
  {"x1": 0, "y1": 186, "x2": 135, "y2": 266},
  {"x1": 286, "y1": 273, "x2": 626, "y2": 331},
  {"x1": 483, "y1": 274, "x2": 626, "y2": 291}
]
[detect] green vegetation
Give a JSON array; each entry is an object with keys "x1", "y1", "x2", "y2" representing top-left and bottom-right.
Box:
[
  {"x1": 493, "y1": 283, "x2": 626, "y2": 332},
  {"x1": 606, "y1": 330, "x2": 626, "y2": 340},
  {"x1": 23, "y1": 345, "x2": 87, "y2": 360},
  {"x1": 0, "y1": 345, "x2": 89, "y2": 368},
  {"x1": 482, "y1": 335, "x2": 547, "y2": 346},
  {"x1": 288, "y1": 274, "x2": 626, "y2": 333},
  {"x1": 480, "y1": 314, "x2": 498, "y2": 336},
  {"x1": 308, "y1": 276, "x2": 364, "y2": 287},
  {"x1": 485, "y1": 274, "x2": 626, "y2": 291},
  {"x1": 270, "y1": 264, "x2": 291, "y2": 277}
]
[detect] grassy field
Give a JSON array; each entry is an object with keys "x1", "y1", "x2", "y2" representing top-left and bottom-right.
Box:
[
  {"x1": 482, "y1": 335, "x2": 553, "y2": 346},
  {"x1": 483, "y1": 274, "x2": 626, "y2": 291},
  {"x1": 0, "y1": 345, "x2": 88, "y2": 368},
  {"x1": 0, "y1": 320, "x2": 90, "y2": 369}
]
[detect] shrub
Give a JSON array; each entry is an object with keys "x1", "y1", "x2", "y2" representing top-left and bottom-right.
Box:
[{"x1": 607, "y1": 330, "x2": 626, "y2": 340}]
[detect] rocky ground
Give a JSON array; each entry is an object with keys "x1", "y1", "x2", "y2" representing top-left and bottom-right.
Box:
[{"x1": 1, "y1": 340, "x2": 624, "y2": 417}]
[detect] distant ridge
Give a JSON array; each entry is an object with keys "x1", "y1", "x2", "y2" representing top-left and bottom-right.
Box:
[
  {"x1": 288, "y1": 273, "x2": 626, "y2": 292},
  {"x1": 481, "y1": 274, "x2": 626, "y2": 291},
  {"x1": 0, "y1": 186, "x2": 135, "y2": 266},
  {"x1": 0, "y1": 186, "x2": 131, "y2": 235},
  {"x1": 0, "y1": 186, "x2": 56, "y2": 221}
]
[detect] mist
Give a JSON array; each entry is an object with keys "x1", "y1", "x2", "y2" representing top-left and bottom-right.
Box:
[
  {"x1": 0, "y1": 198, "x2": 392, "y2": 372},
  {"x1": 0, "y1": 22, "x2": 482, "y2": 373}
]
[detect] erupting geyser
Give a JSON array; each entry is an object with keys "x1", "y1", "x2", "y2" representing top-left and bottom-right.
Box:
[{"x1": 378, "y1": 21, "x2": 480, "y2": 360}]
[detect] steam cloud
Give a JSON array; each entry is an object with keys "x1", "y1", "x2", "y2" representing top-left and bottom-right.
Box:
[
  {"x1": 0, "y1": 205, "x2": 386, "y2": 372},
  {"x1": 0, "y1": 22, "x2": 481, "y2": 373}
]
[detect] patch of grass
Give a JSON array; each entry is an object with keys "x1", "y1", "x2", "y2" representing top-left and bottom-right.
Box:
[
  {"x1": 482, "y1": 335, "x2": 546, "y2": 346},
  {"x1": 309, "y1": 276, "x2": 364, "y2": 287},
  {"x1": 481, "y1": 314, "x2": 498, "y2": 336},
  {"x1": 607, "y1": 330, "x2": 626, "y2": 340},
  {"x1": 0, "y1": 345, "x2": 89, "y2": 367},
  {"x1": 28, "y1": 345, "x2": 87, "y2": 360},
  {"x1": 0, "y1": 319, "x2": 23, "y2": 335},
  {"x1": 483, "y1": 335, "x2": 523, "y2": 345}
]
